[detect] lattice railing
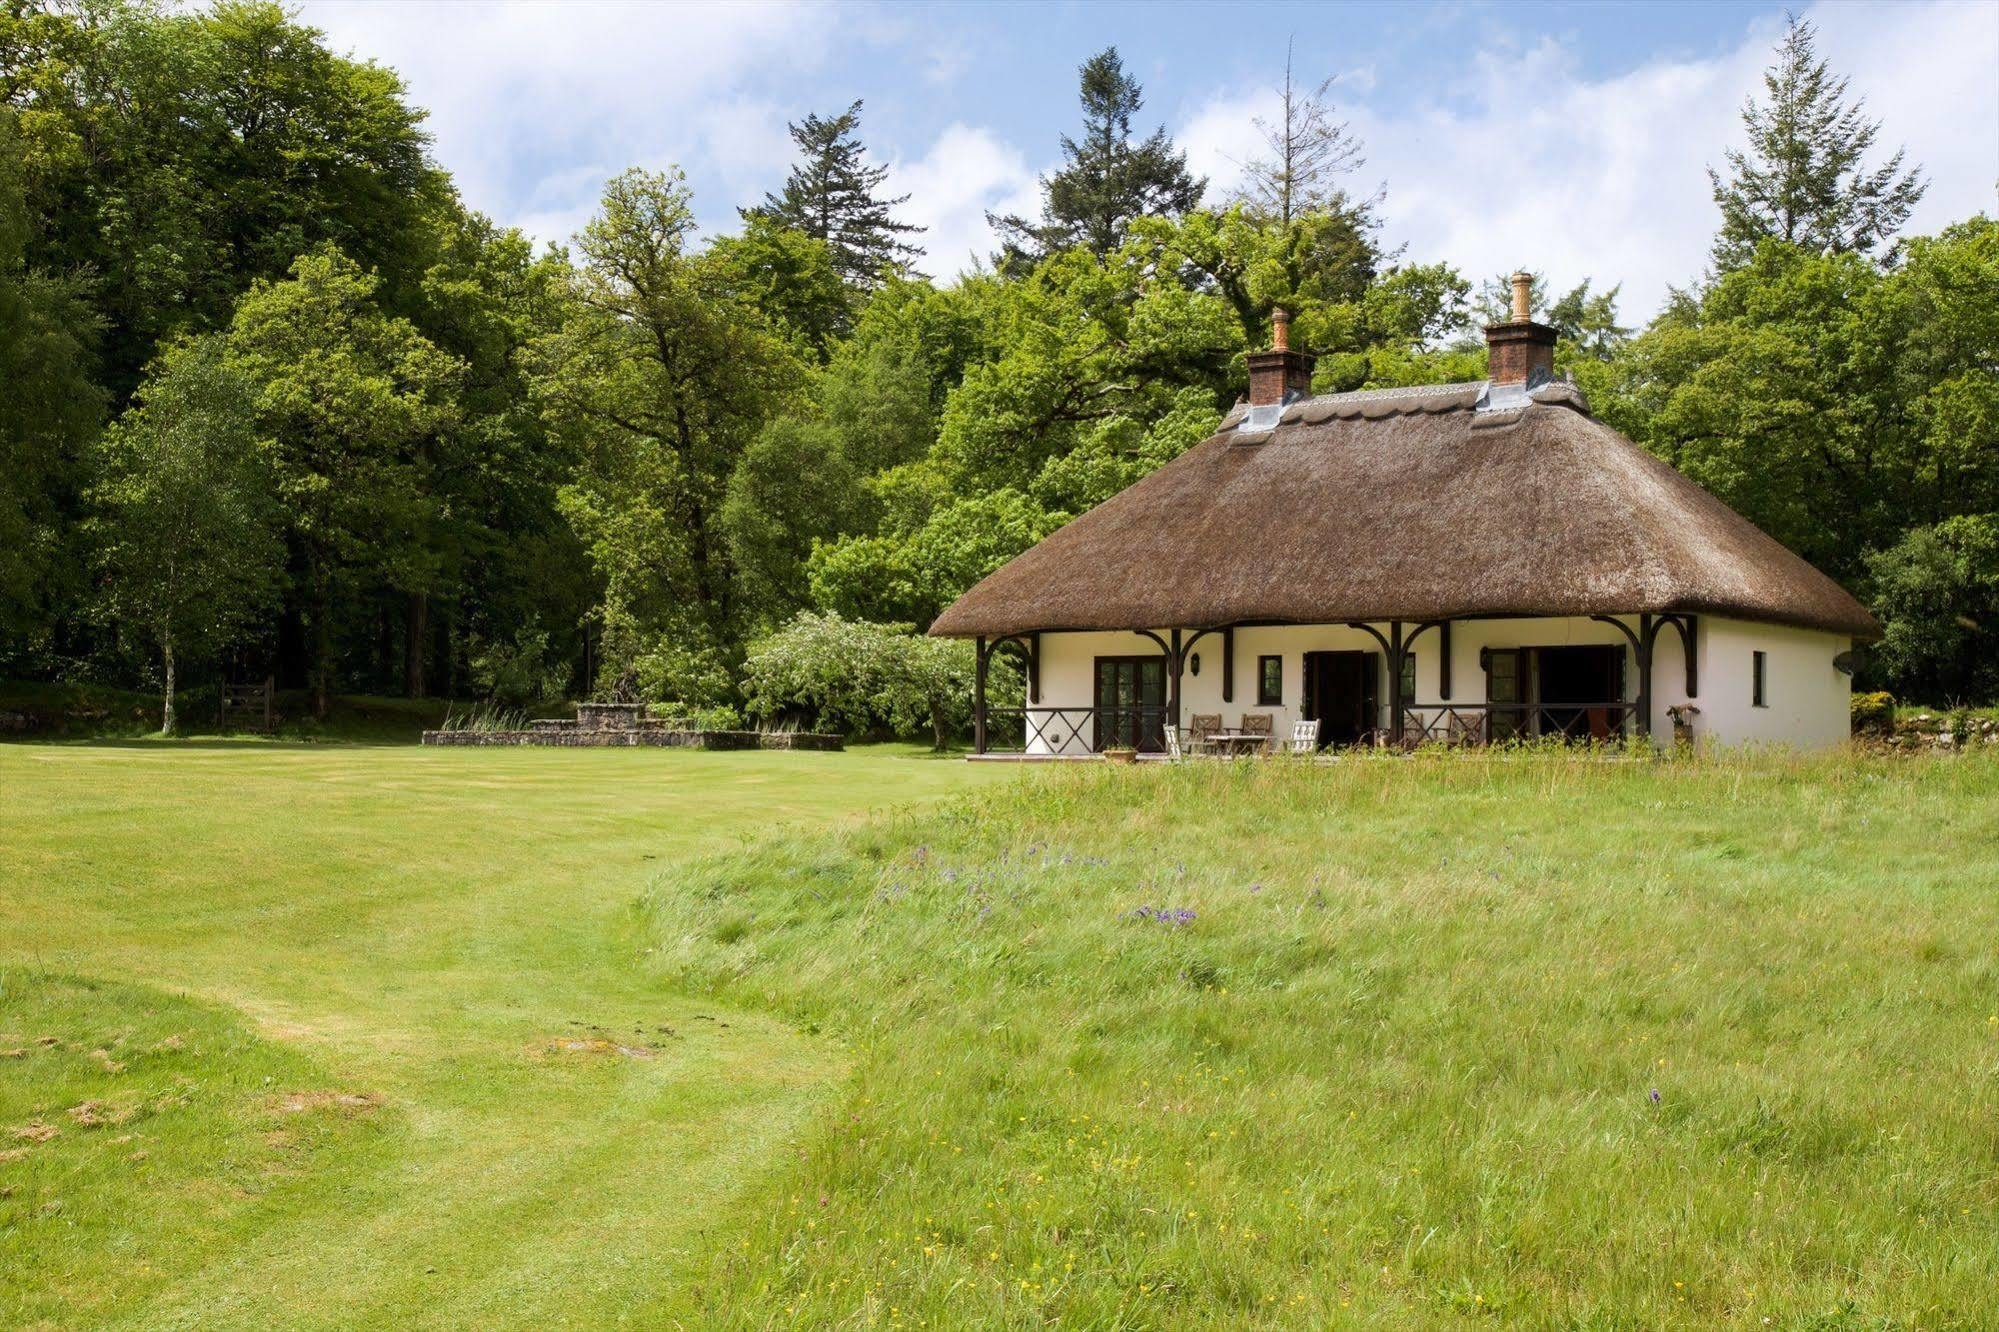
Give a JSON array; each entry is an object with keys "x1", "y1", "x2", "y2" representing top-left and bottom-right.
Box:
[
  {"x1": 1396, "y1": 702, "x2": 1635, "y2": 747},
  {"x1": 979, "y1": 706, "x2": 1170, "y2": 756}
]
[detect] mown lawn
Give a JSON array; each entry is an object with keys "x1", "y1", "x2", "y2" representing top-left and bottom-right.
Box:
[
  {"x1": 0, "y1": 741, "x2": 1000, "y2": 1329},
  {"x1": 643, "y1": 751, "x2": 1999, "y2": 1329},
  {"x1": 5, "y1": 744, "x2": 1997, "y2": 1329}
]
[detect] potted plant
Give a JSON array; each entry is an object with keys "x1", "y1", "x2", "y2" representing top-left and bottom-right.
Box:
[{"x1": 1102, "y1": 746, "x2": 1138, "y2": 764}]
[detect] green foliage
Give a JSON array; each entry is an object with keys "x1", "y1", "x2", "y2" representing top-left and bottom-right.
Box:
[
  {"x1": 649, "y1": 699, "x2": 744, "y2": 732},
  {"x1": 1866, "y1": 515, "x2": 1999, "y2": 702},
  {"x1": 748, "y1": 99, "x2": 921, "y2": 294},
  {"x1": 1597, "y1": 220, "x2": 1999, "y2": 596},
  {"x1": 223, "y1": 245, "x2": 464, "y2": 714},
  {"x1": 0, "y1": 109, "x2": 101, "y2": 654},
  {"x1": 741, "y1": 611, "x2": 1002, "y2": 747},
  {"x1": 87, "y1": 336, "x2": 283, "y2": 732},
  {"x1": 528, "y1": 166, "x2": 804, "y2": 691},
  {"x1": 1, "y1": 0, "x2": 444, "y2": 400},
  {"x1": 990, "y1": 47, "x2": 1203, "y2": 268},
  {"x1": 1709, "y1": 14, "x2": 1926, "y2": 270},
  {"x1": 810, "y1": 490, "x2": 1065, "y2": 626},
  {"x1": 467, "y1": 623, "x2": 569, "y2": 707},
  {"x1": 1849, "y1": 690, "x2": 1895, "y2": 735},
  {"x1": 707, "y1": 212, "x2": 850, "y2": 360}
]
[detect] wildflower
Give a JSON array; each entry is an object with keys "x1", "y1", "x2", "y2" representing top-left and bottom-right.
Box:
[{"x1": 1649, "y1": 1088, "x2": 1661, "y2": 1104}]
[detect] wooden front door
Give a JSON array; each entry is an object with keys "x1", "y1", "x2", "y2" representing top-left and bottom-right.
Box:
[
  {"x1": 1093, "y1": 656, "x2": 1167, "y2": 752},
  {"x1": 1303, "y1": 650, "x2": 1378, "y2": 748}
]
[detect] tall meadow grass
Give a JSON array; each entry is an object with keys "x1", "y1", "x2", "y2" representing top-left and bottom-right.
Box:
[{"x1": 642, "y1": 750, "x2": 1999, "y2": 1328}]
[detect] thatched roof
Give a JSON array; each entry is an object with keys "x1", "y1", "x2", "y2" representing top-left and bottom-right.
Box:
[{"x1": 930, "y1": 381, "x2": 1878, "y2": 640}]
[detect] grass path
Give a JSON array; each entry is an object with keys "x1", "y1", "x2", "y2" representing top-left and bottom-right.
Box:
[{"x1": 0, "y1": 742, "x2": 1000, "y2": 1327}]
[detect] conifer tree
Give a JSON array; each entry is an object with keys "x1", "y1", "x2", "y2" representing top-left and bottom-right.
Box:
[
  {"x1": 990, "y1": 47, "x2": 1203, "y2": 268},
  {"x1": 753, "y1": 100, "x2": 922, "y2": 290},
  {"x1": 1709, "y1": 14, "x2": 1926, "y2": 269},
  {"x1": 1230, "y1": 42, "x2": 1365, "y2": 225}
]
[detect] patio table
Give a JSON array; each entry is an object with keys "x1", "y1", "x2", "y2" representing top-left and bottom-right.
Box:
[{"x1": 1206, "y1": 732, "x2": 1270, "y2": 757}]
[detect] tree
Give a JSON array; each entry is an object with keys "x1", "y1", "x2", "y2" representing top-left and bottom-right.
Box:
[
  {"x1": 88, "y1": 337, "x2": 282, "y2": 733},
  {"x1": 408, "y1": 205, "x2": 580, "y2": 700},
  {"x1": 1594, "y1": 219, "x2": 1999, "y2": 600},
  {"x1": 0, "y1": 108, "x2": 101, "y2": 656},
  {"x1": 527, "y1": 167, "x2": 802, "y2": 691},
  {"x1": 750, "y1": 100, "x2": 922, "y2": 293},
  {"x1": 1228, "y1": 42, "x2": 1365, "y2": 226},
  {"x1": 1867, "y1": 515, "x2": 1999, "y2": 703},
  {"x1": 225, "y1": 246, "x2": 464, "y2": 718},
  {"x1": 708, "y1": 213, "x2": 851, "y2": 360},
  {"x1": 1709, "y1": 13, "x2": 1926, "y2": 270},
  {"x1": 1, "y1": 0, "x2": 446, "y2": 401},
  {"x1": 990, "y1": 47, "x2": 1203, "y2": 267}
]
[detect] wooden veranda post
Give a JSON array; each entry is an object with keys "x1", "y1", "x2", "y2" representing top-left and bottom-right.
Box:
[
  {"x1": 973, "y1": 637, "x2": 988, "y2": 755},
  {"x1": 1389, "y1": 621, "x2": 1405, "y2": 744},
  {"x1": 1590, "y1": 614, "x2": 1653, "y2": 741}
]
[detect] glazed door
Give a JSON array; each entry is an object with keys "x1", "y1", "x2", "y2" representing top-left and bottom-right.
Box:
[
  {"x1": 1093, "y1": 656, "x2": 1167, "y2": 752},
  {"x1": 1303, "y1": 651, "x2": 1379, "y2": 747}
]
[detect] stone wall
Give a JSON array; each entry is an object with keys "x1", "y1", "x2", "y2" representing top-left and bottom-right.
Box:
[{"x1": 420, "y1": 727, "x2": 842, "y2": 751}]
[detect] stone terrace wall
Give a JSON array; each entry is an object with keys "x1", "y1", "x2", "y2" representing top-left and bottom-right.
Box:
[{"x1": 421, "y1": 728, "x2": 842, "y2": 751}]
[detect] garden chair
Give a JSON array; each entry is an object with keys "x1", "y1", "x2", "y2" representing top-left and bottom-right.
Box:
[
  {"x1": 1162, "y1": 724, "x2": 1184, "y2": 761},
  {"x1": 1189, "y1": 713, "x2": 1222, "y2": 755},
  {"x1": 1446, "y1": 709, "x2": 1486, "y2": 747},
  {"x1": 1238, "y1": 713, "x2": 1274, "y2": 754},
  {"x1": 1287, "y1": 718, "x2": 1320, "y2": 754}
]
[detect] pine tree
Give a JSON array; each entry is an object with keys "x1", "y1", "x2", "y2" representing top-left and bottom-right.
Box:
[
  {"x1": 1708, "y1": 14, "x2": 1926, "y2": 270},
  {"x1": 990, "y1": 47, "x2": 1204, "y2": 268},
  {"x1": 753, "y1": 100, "x2": 922, "y2": 291},
  {"x1": 1230, "y1": 41, "x2": 1365, "y2": 225}
]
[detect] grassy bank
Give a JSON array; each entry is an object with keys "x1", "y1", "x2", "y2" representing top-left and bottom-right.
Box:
[{"x1": 644, "y1": 751, "x2": 1999, "y2": 1328}]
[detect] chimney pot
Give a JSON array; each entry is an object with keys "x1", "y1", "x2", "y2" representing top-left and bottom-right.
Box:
[
  {"x1": 1485, "y1": 269, "x2": 1558, "y2": 387},
  {"x1": 1245, "y1": 306, "x2": 1314, "y2": 408}
]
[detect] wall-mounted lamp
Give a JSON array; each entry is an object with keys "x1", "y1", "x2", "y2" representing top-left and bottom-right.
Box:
[{"x1": 1189, "y1": 652, "x2": 1201, "y2": 677}]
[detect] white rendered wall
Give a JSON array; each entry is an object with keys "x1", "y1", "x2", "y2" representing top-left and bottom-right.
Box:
[
  {"x1": 1018, "y1": 615, "x2": 1850, "y2": 753},
  {"x1": 1693, "y1": 617, "x2": 1852, "y2": 750}
]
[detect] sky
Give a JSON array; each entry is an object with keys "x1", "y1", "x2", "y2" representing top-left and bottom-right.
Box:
[{"x1": 298, "y1": 0, "x2": 1999, "y2": 322}]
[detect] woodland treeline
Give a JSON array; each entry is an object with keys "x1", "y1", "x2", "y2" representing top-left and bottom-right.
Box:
[{"x1": 1, "y1": 3, "x2": 1993, "y2": 733}]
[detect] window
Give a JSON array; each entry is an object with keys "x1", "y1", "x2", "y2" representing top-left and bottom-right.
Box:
[
  {"x1": 1399, "y1": 651, "x2": 1417, "y2": 705},
  {"x1": 1752, "y1": 650, "x2": 1768, "y2": 708},
  {"x1": 1257, "y1": 655, "x2": 1283, "y2": 706}
]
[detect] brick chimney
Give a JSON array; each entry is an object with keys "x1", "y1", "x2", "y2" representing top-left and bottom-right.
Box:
[
  {"x1": 1246, "y1": 307, "x2": 1316, "y2": 406},
  {"x1": 1484, "y1": 271, "x2": 1558, "y2": 386}
]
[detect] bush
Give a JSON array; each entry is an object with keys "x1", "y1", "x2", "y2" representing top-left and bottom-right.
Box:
[
  {"x1": 740, "y1": 611, "x2": 1013, "y2": 749},
  {"x1": 650, "y1": 701, "x2": 743, "y2": 731},
  {"x1": 1850, "y1": 691, "x2": 1896, "y2": 736},
  {"x1": 469, "y1": 627, "x2": 570, "y2": 707}
]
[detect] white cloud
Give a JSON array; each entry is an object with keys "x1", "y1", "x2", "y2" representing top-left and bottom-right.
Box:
[
  {"x1": 298, "y1": 0, "x2": 838, "y2": 246},
  {"x1": 299, "y1": 0, "x2": 1995, "y2": 307},
  {"x1": 889, "y1": 125, "x2": 1044, "y2": 280},
  {"x1": 1181, "y1": 1, "x2": 1998, "y2": 321}
]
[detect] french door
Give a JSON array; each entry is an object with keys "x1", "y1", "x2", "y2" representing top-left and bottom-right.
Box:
[{"x1": 1093, "y1": 656, "x2": 1167, "y2": 752}]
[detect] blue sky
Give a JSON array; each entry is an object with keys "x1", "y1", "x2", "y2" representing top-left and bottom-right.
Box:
[{"x1": 300, "y1": 0, "x2": 1998, "y2": 321}]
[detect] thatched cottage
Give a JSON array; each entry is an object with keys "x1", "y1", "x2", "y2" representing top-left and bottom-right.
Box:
[{"x1": 930, "y1": 275, "x2": 1876, "y2": 755}]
